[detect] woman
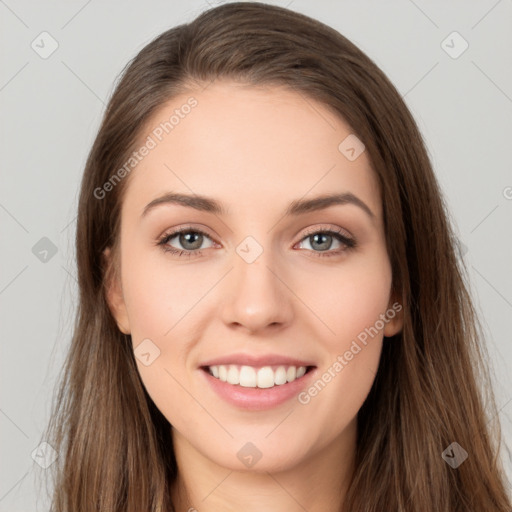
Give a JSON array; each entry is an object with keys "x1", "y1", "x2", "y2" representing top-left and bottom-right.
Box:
[{"x1": 42, "y1": 2, "x2": 511, "y2": 510}]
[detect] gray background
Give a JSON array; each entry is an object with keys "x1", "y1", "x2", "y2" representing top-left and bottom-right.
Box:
[{"x1": 1, "y1": 0, "x2": 511, "y2": 509}]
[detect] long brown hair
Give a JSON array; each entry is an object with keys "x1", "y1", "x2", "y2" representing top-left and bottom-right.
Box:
[{"x1": 41, "y1": 2, "x2": 511, "y2": 510}]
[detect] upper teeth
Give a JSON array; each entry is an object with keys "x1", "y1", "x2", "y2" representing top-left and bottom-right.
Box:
[{"x1": 208, "y1": 365, "x2": 307, "y2": 388}]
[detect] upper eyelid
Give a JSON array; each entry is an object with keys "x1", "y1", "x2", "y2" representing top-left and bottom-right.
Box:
[{"x1": 300, "y1": 224, "x2": 352, "y2": 239}]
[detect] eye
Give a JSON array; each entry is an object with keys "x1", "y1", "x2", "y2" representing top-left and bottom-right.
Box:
[
  {"x1": 156, "y1": 225, "x2": 357, "y2": 258},
  {"x1": 295, "y1": 226, "x2": 357, "y2": 258},
  {"x1": 157, "y1": 226, "x2": 215, "y2": 258}
]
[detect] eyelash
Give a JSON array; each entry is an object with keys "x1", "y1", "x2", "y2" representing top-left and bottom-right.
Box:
[{"x1": 156, "y1": 225, "x2": 357, "y2": 259}]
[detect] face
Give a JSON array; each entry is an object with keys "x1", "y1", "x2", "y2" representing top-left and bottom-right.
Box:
[{"x1": 104, "y1": 80, "x2": 403, "y2": 473}]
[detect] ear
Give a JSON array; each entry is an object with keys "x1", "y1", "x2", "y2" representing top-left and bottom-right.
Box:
[
  {"x1": 103, "y1": 247, "x2": 131, "y2": 335},
  {"x1": 383, "y1": 291, "x2": 404, "y2": 338}
]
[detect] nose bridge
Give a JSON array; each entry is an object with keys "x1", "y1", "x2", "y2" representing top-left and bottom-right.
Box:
[{"x1": 220, "y1": 233, "x2": 293, "y2": 332}]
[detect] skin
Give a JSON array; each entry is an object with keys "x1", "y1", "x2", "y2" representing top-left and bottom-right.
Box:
[{"x1": 104, "y1": 80, "x2": 403, "y2": 511}]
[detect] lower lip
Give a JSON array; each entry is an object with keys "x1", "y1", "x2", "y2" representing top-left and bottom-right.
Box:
[{"x1": 200, "y1": 367, "x2": 317, "y2": 411}]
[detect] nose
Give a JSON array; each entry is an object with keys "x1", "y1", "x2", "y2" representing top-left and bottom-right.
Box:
[{"x1": 220, "y1": 246, "x2": 294, "y2": 335}]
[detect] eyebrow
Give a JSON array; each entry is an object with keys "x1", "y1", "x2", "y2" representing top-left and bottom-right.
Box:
[{"x1": 141, "y1": 191, "x2": 375, "y2": 221}]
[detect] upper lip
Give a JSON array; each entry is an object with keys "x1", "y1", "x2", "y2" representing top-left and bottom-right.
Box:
[{"x1": 200, "y1": 353, "x2": 316, "y2": 368}]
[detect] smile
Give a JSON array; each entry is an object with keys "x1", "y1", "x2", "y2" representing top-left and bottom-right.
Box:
[
  {"x1": 205, "y1": 364, "x2": 311, "y2": 388},
  {"x1": 200, "y1": 363, "x2": 317, "y2": 411}
]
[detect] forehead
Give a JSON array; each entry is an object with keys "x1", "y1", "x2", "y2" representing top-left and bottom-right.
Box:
[{"x1": 121, "y1": 81, "x2": 381, "y2": 223}]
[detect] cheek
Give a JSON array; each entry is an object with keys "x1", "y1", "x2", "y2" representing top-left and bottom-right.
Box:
[
  {"x1": 306, "y1": 251, "x2": 393, "y2": 349},
  {"x1": 119, "y1": 248, "x2": 199, "y2": 424},
  {"x1": 119, "y1": 245, "x2": 219, "y2": 393},
  {"x1": 120, "y1": 243, "x2": 202, "y2": 339},
  {"x1": 298, "y1": 253, "x2": 391, "y2": 430},
  {"x1": 122, "y1": 272, "x2": 172, "y2": 339}
]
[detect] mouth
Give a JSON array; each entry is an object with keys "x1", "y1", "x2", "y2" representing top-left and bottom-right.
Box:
[
  {"x1": 200, "y1": 362, "x2": 318, "y2": 410},
  {"x1": 200, "y1": 364, "x2": 316, "y2": 389}
]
